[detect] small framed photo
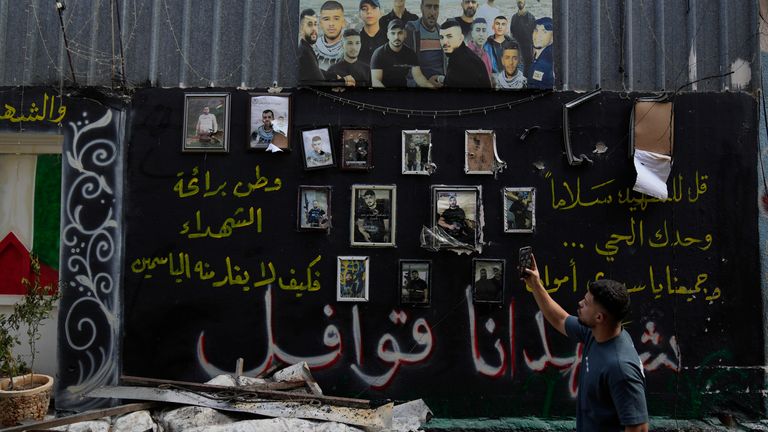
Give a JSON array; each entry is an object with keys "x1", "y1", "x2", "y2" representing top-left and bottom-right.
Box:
[
  {"x1": 402, "y1": 130, "x2": 432, "y2": 175},
  {"x1": 183, "y1": 93, "x2": 230, "y2": 153},
  {"x1": 350, "y1": 185, "x2": 396, "y2": 247},
  {"x1": 473, "y1": 258, "x2": 505, "y2": 303},
  {"x1": 298, "y1": 186, "x2": 331, "y2": 231},
  {"x1": 465, "y1": 129, "x2": 497, "y2": 174},
  {"x1": 340, "y1": 128, "x2": 373, "y2": 170},
  {"x1": 337, "y1": 256, "x2": 369, "y2": 302},
  {"x1": 399, "y1": 260, "x2": 431, "y2": 307},
  {"x1": 431, "y1": 186, "x2": 481, "y2": 249},
  {"x1": 503, "y1": 187, "x2": 536, "y2": 233},
  {"x1": 249, "y1": 93, "x2": 291, "y2": 150},
  {"x1": 301, "y1": 127, "x2": 335, "y2": 169}
]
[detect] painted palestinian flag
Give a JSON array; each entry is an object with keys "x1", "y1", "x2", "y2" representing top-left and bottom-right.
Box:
[{"x1": 0, "y1": 154, "x2": 61, "y2": 295}]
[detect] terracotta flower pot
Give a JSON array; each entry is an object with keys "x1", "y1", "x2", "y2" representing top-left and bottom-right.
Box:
[{"x1": 0, "y1": 373, "x2": 53, "y2": 426}]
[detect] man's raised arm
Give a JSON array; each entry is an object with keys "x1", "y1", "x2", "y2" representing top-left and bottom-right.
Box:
[{"x1": 521, "y1": 254, "x2": 569, "y2": 336}]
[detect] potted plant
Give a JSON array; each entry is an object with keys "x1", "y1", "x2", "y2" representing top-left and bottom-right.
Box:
[{"x1": 0, "y1": 254, "x2": 60, "y2": 426}]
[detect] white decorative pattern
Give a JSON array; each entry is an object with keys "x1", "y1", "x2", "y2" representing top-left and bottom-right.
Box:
[{"x1": 57, "y1": 109, "x2": 122, "y2": 410}]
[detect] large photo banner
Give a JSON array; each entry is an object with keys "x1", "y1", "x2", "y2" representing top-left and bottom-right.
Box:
[{"x1": 298, "y1": 0, "x2": 554, "y2": 89}]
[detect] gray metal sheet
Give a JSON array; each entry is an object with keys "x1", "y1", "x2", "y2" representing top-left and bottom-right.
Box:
[{"x1": 0, "y1": 1, "x2": 758, "y2": 94}]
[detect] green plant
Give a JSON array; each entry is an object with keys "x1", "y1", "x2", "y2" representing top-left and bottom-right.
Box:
[
  {"x1": 0, "y1": 254, "x2": 59, "y2": 390},
  {"x1": 0, "y1": 313, "x2": 21, "y2": 379}
]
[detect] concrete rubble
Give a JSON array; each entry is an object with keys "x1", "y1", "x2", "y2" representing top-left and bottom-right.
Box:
[
  {"x1": 48, "y1": 403, "x2": 429, "y2": 432},
  {"x1": 40, "y1": 363, "x2": 433, "y2": 432}
]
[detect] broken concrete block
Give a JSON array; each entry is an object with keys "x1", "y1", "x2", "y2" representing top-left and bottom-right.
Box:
[
  {"x1": 50, "y1": 420, "x2": 111, "y2": 432},
  {"x1": 155, "y1": 406, "x2": 235, "y2": 432},
  {"x1": 183, "y1": 418, "x2": 365, "y2": 432},
  {"x1": 113, "y1": 410, "x2": 158, "y2": 432}
]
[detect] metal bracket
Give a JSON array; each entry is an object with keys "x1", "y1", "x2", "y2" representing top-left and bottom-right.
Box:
[{"x1": 562, "y1": 88, "x2": 602, "y2": 166}]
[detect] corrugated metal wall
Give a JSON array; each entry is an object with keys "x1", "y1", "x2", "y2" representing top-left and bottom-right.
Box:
[{"x1": 0, "y1": 0, "x2": 759, "y2": 91}]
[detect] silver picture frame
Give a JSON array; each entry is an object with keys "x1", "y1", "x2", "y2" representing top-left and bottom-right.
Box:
[
  {"x1": 401, "y1": 129, "x2": 432, "y2": 175},
  {"x1": 464, "y1": 129, "x2": 497, "y2": 174},
  {"x1": 472, "y1": 258, "x2": 505, "y2": 303},
  {"x1": 502, "y1": 187, "x2": 536, "y2": 233},
  {"x1": 337, "y1": 255, "x2": 370, "y2": 302},
  {"x1": 350, "y1": 184, "x2": 396, "y2": 247}
]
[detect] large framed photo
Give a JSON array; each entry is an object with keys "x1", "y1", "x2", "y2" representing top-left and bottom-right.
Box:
[
  {"x1": 298, "y1": 186, "x2": 331, "y2": 231},
  {"x1": 472, "y1": 259, "x2": 505, "y2": 303},
  {"x1": 301, "y1": 127, "x2": 335, "y2": 169},
  {"x1": 337, "y1": 256, "x2": 369, "y2": 302},
  {"x1": 431, "y1": 186, "x2": 481, "y2": 249},
  {"x1": 350, "y1": 184, "x2": 396, "y2": 247},
  {"x1": 249, "y1": 93, "x2": 291, "y2": 150},
  {"x1": 399, "y1": 260, "x2": 431, "y2": 307},
  {"x1": 340, "y1": 128, "x2": 373, "y2": 170},
  {"x1": 402, "y1": 130, "x2": 432, "y2": 175},
  {"x1": 296, "y1": 1, "x2": 554, "y2": 90},
  {"x1": 503, "y1": 187, "x2": 535, "y2": 233},
  {"x1": 465, "y1": 130, "x2": 497, "y2": 174},
  {"x1": 183, "y1": 93, "x2": 230, "y2": 153}
]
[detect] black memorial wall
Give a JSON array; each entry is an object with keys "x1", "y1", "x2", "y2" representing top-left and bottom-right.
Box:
[{"x1": 123, "y1": 88, "x2": 762, "y2": 417}]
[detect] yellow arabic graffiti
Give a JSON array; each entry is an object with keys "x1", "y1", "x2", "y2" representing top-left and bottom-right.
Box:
[
  {"x1": 174, "y1": 165, "x2": 282, "y2": 199},
  {"x1": 548, "y1": 171, "x2": 709, "y2": 211},
  {"x1": 595, "y1": 217, "x2": 713, "y2": 258},
  {"x1": 0, "y1": 93, "x2": 66, "y2": 123},
  {"x1": 179, "y1": 206, "x2": 262, "y2": 239},
  {"x1": 523, "y1": 259, "x2": 721, "y2": 303},
  {"x1": 130, "y1": 252, "x2": 322, "y2": 297}
]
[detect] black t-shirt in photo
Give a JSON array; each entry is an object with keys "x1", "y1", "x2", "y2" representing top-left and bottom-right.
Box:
[{"x1": 371, "y1": 44, "x2": 418, "y2": 88}]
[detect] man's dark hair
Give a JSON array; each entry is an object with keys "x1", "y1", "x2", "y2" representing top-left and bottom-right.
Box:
[
  {"x1": 440, "y1": 18, "x2": 462, "y2": 30},
  {"x1": 363, "y1": 189, "x2": 376, "y2": 197},
  {"x1": 472, "y1": 17, "x2": 487, "y2": 25},
  {"x1": 494, "y1": 15, "x2": 507, "y2": 22},
  {"x1": 588, "y1": 279, "x2": 630, "y2": 322},
  {"x1": 262, "y1": 109, "x2": 274, "y2": 116},
  {"x1": 343, "y1": 28, "x2": 361, "y2": 38},
  {"x1": 321, "y1": 1, "x2": 344, "y2": 12},
  {"x1": 501, "y1": 40, "x2": 519, "y2": 52},
  {"x1": 300, "y1": 8, "x2": 316, "y2": 22}
]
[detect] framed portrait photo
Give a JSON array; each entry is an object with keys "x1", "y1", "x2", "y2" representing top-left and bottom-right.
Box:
[
  {"x1": 503, "y1": 187, "x2": 536, "y2": 233},
  {"x1": 337, "y1": 256, "x2": 369, "y2": 302},
  {"x1": 472, "y1": 258, "x2": 505, "y2": 304},
  {"x1": 350, "y1": 184, "x2": 396, "y2": 247},
  {"x1": 340, "y1": 128, "x2": 373, "y2": 170},
  {"x1": 249, "y1": 93, "x2": 291, "y2": 150},
  {"x1": 183, "y1": 93, "x2": 230, "y2": 153},
  {"x1": 298, "y1": 185, "x2": 331, "y2": 231},
  {"x1": 399, "y1": 260, "x2": 431, "y2": 307},
  {"x1": 301, "y1": 127, "x2": 335, "y2": 169},
  {"x1": 465, "y1": 129, "x2": 497, "y2": 174},
  {"x1": 401, "y1": 129, "x2": 432, "y2": 175},
  {"x1": 431, "y1": 185, "x2": 481, "y2": 249}
]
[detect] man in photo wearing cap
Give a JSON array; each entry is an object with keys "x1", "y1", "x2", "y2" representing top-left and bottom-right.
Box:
[
  {"x1": 379, "y1": 0, "x2": 418, "y2": 35},
  {"x1": 439, "y1": 19, "x2": 491, "y2": 88},
  {"x1": 405, "y1": 0, "x2": 445, "y2": 88},
  {"x1": 371, "y1": 19, "x2": 435, "y2": 88},
  {"x1": 313, "y1": 1, "x2": 347, "y2": 71},
  {"x1": 359, "y1": 0, "x2": 387, "y2": 65},
  {"x1": 328, "y1": 29, "x2": 372, "y2": 87},
  {"x1": 527, "y1": 16, "x2": 554, "y2": 89}
]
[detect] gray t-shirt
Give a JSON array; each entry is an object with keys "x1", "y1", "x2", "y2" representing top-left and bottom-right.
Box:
[{"x1": 565, "y1": 316, "x2": 648, "y2": 431}]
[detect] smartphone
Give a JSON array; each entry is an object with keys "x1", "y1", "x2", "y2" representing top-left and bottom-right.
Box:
[{"x1": 519, "y1": 246, "x2": 533, "y2": 277}]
